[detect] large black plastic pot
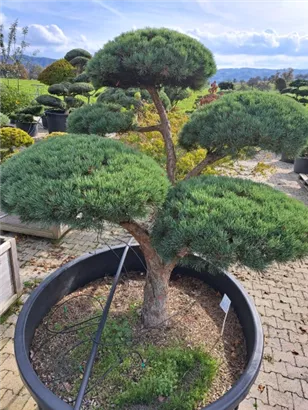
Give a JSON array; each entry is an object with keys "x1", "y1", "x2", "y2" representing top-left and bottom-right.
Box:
[
  {"x1": 15, "y1": 245, "x2": 263, "y2": 410},
  {"x1": 45, "y1": 110, "x2": 68, "y2": 133},
  {"x1": 280, "y1": 152, "x2": 294, "y2": 164},
  {"x1": 294, "y1": 157, "x2": 308, "y2": 174},
  {"x1": 16, "y1": 121, "x2": 38, "y2": 138},
  {"x1": 41, "y1": 114, "x2": 48, "y2": 129}
]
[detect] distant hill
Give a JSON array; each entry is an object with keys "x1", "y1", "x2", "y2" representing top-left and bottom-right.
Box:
[
  {"x1": 211, "y1": 68, "x2": 308, "y2": 82},
  {"x1": 21, "y1": 55, "x2": 56, "y2": 68},
  {"x1": 21, "y1": 55, "x2": 308, "y2": 81}
]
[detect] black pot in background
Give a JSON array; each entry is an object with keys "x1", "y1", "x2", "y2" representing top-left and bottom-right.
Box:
[
  {"x1": 41, "y1": 114, "x2": 48, "y2": 129},
  {"x1": 280, "y1": 152, "x2": 294, "y2": 164},
  {"x1": 15, "y1": 245, "x2": 263, "y2": 410},
  {"x1": 45, "y1": 110, "x2": 68, "y2": 133},
  {"x1": 16, "y1": 122, "x2": 38, "y2": 138},
  {"x1": 294, "y1": 157, "x2": 308, "y2": 174}
]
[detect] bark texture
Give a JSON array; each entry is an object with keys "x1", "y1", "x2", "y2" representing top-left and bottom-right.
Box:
[
  {"x1": 147, "y1": 86, "x2": 176, "y2": 184},
  {"x1": 121, "y1": 221, "x2": 176, "y2": 327},
  {"x1": 184, "y1": 152, "x2": 223, "y2": 179}
]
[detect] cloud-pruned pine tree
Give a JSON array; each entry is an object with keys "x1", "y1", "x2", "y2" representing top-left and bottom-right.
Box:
[{"x1": 2, "y1": 29, "x2": 308, "y2": 328}]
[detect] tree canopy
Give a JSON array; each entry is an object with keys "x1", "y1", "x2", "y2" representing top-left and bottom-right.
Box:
[
  {"x1": 1, "y1": 135, "x2": 170, "y2": 230},
  {"x1": 67, "y1": 103, "x2": 135, "y2": 135},
  {"x1": 152, "y1": 176, "x2": 308, "y2": 271},
  {"x1": 179, "y1": 91, "x2": 308, "y2": 158},
  {"x1": 86, "y1": 28, "x2": 216, "y2": 90}
]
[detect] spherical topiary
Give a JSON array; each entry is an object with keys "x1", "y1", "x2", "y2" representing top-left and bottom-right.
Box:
[
  {"x1": 48, "y1": 82, "x2": 71, "y2": 96},
  {"x1": 152, "y1": 175, "x2": 308, "y2": 271},
  {"x1": 179, "y1": 91, "x2": 308, "y2": 158},
  {"x1": 1, "y1": 134, "x2": 169, "y2": 229},
  {"x1": 0, "y1": 127, "x2": 34, "y2": 159},
  {"x1": 0, "y1": 113, "x2": 10, "y2": 127},
  {"x1": 67, "y1": 103, "x2": 135, "y2": 135},
  {"x1": 38, "y1": 59, "x2": 75, "y2": 86},
  {"x1": 64, "y1": 48, "x2": 92, "y2": 62},
  {"x1": 68, "y1": 82, "x2": 94, "y2": 96},
  {"x1": 36, "y1": 95, "x2": 65, "y2": 109},
  {"x1": 87, "y1": 28, "x2": 216, "y2": 90}
]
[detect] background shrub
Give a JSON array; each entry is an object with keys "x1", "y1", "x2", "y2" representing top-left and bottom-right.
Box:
[
  {"x1": 0, "y1": 113, "x2": 10, "y2": 127},
  {"x1": 0, "y1": 84, "x2": 33, "y2": 115},
  {"x1": 38, "y1": 59, "x2": 76, "y2": 86}
]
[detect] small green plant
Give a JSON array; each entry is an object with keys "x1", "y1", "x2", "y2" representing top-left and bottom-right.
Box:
[
  {"x1": 0, "y1": 298, "x2": 23, "y2": 324},
  {"x1": 23, "y1": 278, "x2": 42, "y2": 290},
  {"x1": 263, "y1": 354, "x2": 274, "y2": 364},
  {"x1": 0, "y1": 112, "x2": 10, "y2": 127}
]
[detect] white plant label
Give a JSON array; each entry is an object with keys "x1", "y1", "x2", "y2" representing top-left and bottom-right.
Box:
[
  {"x1": 220, "y1": 294, "x2": 231, "y2": 314},
  {"x1": 220, "y1": 294, "x2": 231, "y2": 336}
]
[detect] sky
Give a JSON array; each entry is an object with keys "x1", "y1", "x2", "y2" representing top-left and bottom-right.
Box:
[{"x1": 1, "y1": 0, "x2": 308, "y2": 69}]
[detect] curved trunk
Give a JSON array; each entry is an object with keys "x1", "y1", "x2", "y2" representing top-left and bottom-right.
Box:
[
  {"x1": 146, "y1": 86, "x2": 176, "y2": 184},
  {"x1": 121, "y1": 221, "x2": 176, "y2": 327}
]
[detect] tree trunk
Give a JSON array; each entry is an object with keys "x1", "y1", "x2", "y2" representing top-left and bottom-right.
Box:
[
  {"x1": 121, "y1": 221, "x2": 176, "y2": 327},
  {"x1": 147, "y1": 86, "x2": 176, "y2": 184}
]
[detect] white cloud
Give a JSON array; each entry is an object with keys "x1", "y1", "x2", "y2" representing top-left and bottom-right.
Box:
[
  {"x1": 188, "y1": 27, "x2": 308, "y2": 56},
  {"x1": 27, "y1": 24, "x2": 68, "y2": 46}
]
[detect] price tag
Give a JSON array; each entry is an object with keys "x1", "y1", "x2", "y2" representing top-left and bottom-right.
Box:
[{"x1": 220, "y1": 294, "x2": 231, "y2": 314}]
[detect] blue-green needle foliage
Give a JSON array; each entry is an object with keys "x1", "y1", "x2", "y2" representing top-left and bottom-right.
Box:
[
  {"x1": 152, "y1": 176, "x2": 308, "y2": 271},
  {"x1": 67, "y1": 103, "x2": 135, "y2": 136},
  {"x1": 180, "y1": 91, "x2": 308, "y2": 158},
  {"x1": 87, "y1": 28, "x2": 216, "y2": 90},
  {"x1": 1, "y1": 135, "x2": 170, "y2": 230}
]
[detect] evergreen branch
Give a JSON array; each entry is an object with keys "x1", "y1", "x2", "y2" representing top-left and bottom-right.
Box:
[{"x1": 184, "y1": 152, "x2": 224, "y2": 180}]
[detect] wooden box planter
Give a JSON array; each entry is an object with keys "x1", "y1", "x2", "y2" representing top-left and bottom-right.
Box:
[
  {"x1": 0, "y1": 212, "x2": 69, "y2": 240},
  {"x1": 0, "y1": 235, "x2": 22, "y2": 315}
]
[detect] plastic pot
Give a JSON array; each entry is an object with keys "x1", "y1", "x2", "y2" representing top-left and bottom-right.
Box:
[
  {"x1": 45, "y1": 110, "x2": 68, "y2": 133},
  {"x1": 294, "y1": 157, "x2": 308, "y2": 174},
  {"x1": 280, "y1": 152, "x2": 294, "y2": 164},
  {"x1": 41, "y1": 114, "x2": 48, "y2": 129},
  {"x1": 16, "y1": 122, "x2": 38, "y2": 138},
  {"x1": 15, "y1": 245, "x2": 263, "y2": 410}
]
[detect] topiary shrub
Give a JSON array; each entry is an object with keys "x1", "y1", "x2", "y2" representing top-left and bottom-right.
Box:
[
  {"x1": 3, "y1": 28, "x2": 308, "y2": 331},
  {"x1": 68, "y1": 82, "x2": 94, "y2": 96},
  {"x1": 48, "y1": 82, "x2": 71, "y2": 96},
  {"x1": 45, "y1": 131, "x2": 68, "y2": 139},
  {"x1": 64, "y1": 48, "x2": 92, "y2": 62},
  {"x1": 0, "y1": 113, "x2": 10, "y2": 127},
  {"x1": 38, "y1": 59, "x2": 75, "y2": 86},
  {"x1": 180, "y1": 91, "x2": 308, "y2": 163},
  {"x1": 0, "y1": 126, "x2": 34, "y2": 160},
  {"x1": 67, "y1": 103, "x2": 135, "y2": 135},
  {"x1": 281, "y1": 79, "x2": 308, "y2": 106},
  {"x1": 73, "y1": 72, "x2": 90, "y2": 83},
  {"x1": 218, "y1": 81, "x2": 234, "y2": 90},
  {"x1": 36, "y1": 95, "x2": 65, "y2": 110}
]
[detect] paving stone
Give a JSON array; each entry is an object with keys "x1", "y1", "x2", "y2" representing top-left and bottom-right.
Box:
[
  {"x1": 301, "y1": 379, "x2": 308, "y2": 399},
  {"x1": 292, "y1": 393, "x2": 308, "y2": 410},
  {"x1": 268, "y1": 387, "x2": 294, "y2": 408},
  {"x1": 1, "y1": 370, "x2": 25, "y2": 394},
  {"x1": 23, "y1": 397, "x2": 38, "y2": 410},
  {"x1": 263, "y1": 359, "x2": 287, "y2": 377},
  {"x1": 1, "y1": 339, "x2": 14, "y2": 355},
  {"x1": 1, "y1": 355, "x2": 18, "y2": 373},
  {"x1": 289, "y1": 330, "x2": 307, "y2": 344},
  {"x1": 294, "y1": 354, "x2": 308, "y2": 368},
  {"x1": 277, "y1": 374, "x2": 303, "y2": 396},
  {"x1": 272, "y1": 348, "x2": 296, "y2": 365},
  {"x1": 265, "y1": 307, "x2": 284, "y2": 319},
  {"x1": 279, "y1": 339, "x2": 303, "y2": 356},
  {"x1": 286, "y1": 363, "x2": 308, "y2": 380}
]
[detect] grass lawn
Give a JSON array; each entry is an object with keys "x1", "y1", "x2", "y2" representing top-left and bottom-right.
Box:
[{"x1": 177, "y1": 87, "x2": 208, "y2": 112}]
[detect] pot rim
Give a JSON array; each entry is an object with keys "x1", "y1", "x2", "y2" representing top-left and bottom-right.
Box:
[{"x1": 15, "y1": 244, "x2": 263, "y2": 410}]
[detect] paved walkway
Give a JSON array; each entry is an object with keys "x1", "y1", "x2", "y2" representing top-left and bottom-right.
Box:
[{"x1": 0, "y1": 154, "x2": 307, "y2": 409}]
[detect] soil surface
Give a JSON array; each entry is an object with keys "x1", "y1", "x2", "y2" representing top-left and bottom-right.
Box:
[{"x1": 31, "y1": 272, "x2": 246, "y2": 409}]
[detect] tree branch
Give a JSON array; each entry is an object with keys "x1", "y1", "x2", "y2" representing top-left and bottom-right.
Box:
[
  {"x1": 184, "y1": 152, "x2": 224, "y2": 180},
  {"x1": 146, "y1": 86, "x2": 176, "y2": 184},
  {"x1": 136, "y1": 124, "x2": 162, "y2": 133}
]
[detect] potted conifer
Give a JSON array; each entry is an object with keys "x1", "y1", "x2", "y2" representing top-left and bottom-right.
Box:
[
  {"x1": 2, "y1": 29, "x2": 308, "y2": 410},
  {"x1": 12, "y1": 104, "x2": 44, "y2": 137}
]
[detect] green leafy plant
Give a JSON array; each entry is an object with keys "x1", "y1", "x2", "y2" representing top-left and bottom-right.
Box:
[
  {"x1": 0, "y1": 113, "x2": 10, "y2": 127},
  {"x1": 2, "y1": 29, "x2": 308, "y2": 331},
  {"x1": 38, "y1": 59, "x2": 76, "y2": 86},
  {"x1": 0, "y1": 83, "x2": 33, "y2": 115}
]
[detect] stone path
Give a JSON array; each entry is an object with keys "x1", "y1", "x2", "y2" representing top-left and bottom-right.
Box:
[{"x1": 0, "y1": 153, "x2": 307, "y2": 409}]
